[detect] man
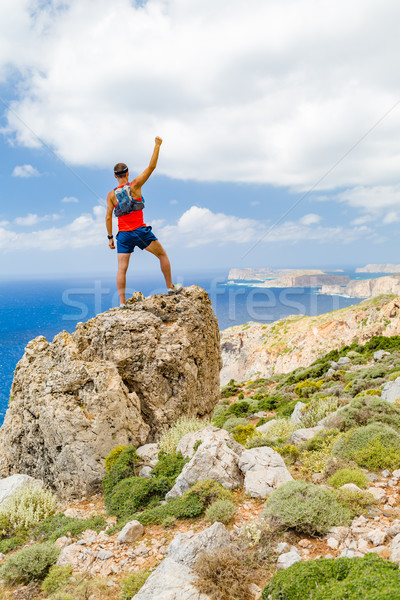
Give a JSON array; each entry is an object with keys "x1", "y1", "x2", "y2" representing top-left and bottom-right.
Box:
[{"x1": 106, "y1": 136, "x2": 183, "y2": 307}]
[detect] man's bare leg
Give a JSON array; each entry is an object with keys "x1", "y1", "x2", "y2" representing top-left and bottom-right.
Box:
[
  {"x1": 145, "y1": 240, "x2": 173, "y2": 289},
  {"x1": 117, "y1": 253, "x2": 131, "y2": 304}
]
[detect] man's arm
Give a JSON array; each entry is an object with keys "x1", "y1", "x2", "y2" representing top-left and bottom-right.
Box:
[
  {"x1": 131, "y1": 136, "x2": 162, "y2": 192},
  {"x1": 106, "y1": 192, "x2": 115, "y2": 249}
]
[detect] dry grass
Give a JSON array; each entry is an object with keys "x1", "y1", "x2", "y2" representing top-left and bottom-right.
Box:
[{"x1": 193, "y1": 546, "x2": 260, "y2": 600}]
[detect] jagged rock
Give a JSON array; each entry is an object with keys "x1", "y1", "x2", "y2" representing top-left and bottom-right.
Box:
[
  {"x1": 381, "y1": 378, "x2": 400, "y2": 403},
  {"x1": 340, "y1": 483, "x2": 363, "y2": 493},
  {"x1": 326, "y1": 537, "x2": 339, "y2": 550},
  {"x1": 290, "y1": 402, "x2": 306, "y2": 425},
  {"x1": 0, "y1": 474, "x2": 44, "y2": 506},
  {"x1": 166, "y1": 440, "x2": 243, "y2": 499},
  {"x1": 132, "y1": 523, "x2": 231, "y2": 600},
  {"x1": 277, "y1": 548, "x2": 302, "y2": 570},
  {"x1": 276, "y1": 542, "x2": 290, "y2": 553},
  {"x1": 176, "y1": 426, "x2": 243, "y2": 458},
  {"x1": 57, "y1": 543, "x2": 83, "y2": 567},
  {"x1": 238, "y1": 447, "x2": 293, "y2": 498},
  {"x1": 116, "y1": 520, "x2": 144, "y2": 544},
  {"x1": 0, "y1": 286, "x2": 221, "y2": 498},
  {"x1": 337, "y1": 356, "x2": 351, "y2": 366},
  {"x1": 54, "y1": 536, "x2": 72, "y2": 549},
  {"x1": 366, "y1": 487, "x2": 386, "y2": 501},
  {"x1": 97, "y1": 549, "x2": 114, "y2": 560},
  {"x1": 366, "y1": 529, "x2": 386, "y2": 546},
  {"x1": 136, "y1": 444, "x2": 159, "y2": 467},
  {"x1": 290, "y1": 426, "x2": 324, "y2": 446}
]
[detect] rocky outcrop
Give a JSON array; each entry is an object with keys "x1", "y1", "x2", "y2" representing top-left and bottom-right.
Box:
[
  {"x1": 220, "y1": 294, "x2": 400, "y2": 384},
  {"x1": 238, "y1": 447, "x2": 293, "y2": 498},
  {"x1": 0, "y1": 474, "x2": 44, "y2": 507},
  {"x1": 132, "y1": 523, "x2": 232, "y2": 600},
  {"x1": 0, "y1": 286, "x2": 221, "y2": 498},
  {"x1": 320, "y1": 274, "x2": 400, "y2": 298}
]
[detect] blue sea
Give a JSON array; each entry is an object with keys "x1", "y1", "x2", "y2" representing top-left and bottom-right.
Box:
[{"x1": 0, "y1": 269, "x2": 373, "y2": 425}]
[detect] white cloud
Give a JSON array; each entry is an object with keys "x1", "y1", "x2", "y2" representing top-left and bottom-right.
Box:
[
  {"x1": 0, "y1": 204, "x2": 374, "y2": 252},
  {"x1": 299, "y1": 213, "x2": 321, "y2": 226},
  {"x1": 2, "y1": 0, "x2": 400, "y2": 191},
  {"x1": 14, "y1": 213, "x2": 62, "y2": 226},
  {"x1": 12, "y1": 164, "x2": 40, "y2": 178},
  {"x1": 250, "y1": 201, "x2": 261, "y2": 206},
  {"x1": 382, "y1": 211, "x2": 400, "y2": 224},
  {"x1": 61, "y1": 196, "x2": 79, "y2": 203},
  {"x1": 169, "y1": 199, "x2": 178, "y2": 205}
]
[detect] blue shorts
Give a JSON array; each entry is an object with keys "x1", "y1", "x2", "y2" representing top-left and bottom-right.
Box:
[{"x1": 116, "y1": 226, "x2": 158, "y2": 254}]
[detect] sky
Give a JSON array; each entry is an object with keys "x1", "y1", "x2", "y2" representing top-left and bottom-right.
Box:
[{"x1": 1, "y1": 0, "x2": 400, "y2": 278}]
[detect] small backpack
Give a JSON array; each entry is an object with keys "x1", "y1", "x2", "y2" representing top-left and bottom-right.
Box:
[{"x1": 114, "y1": 184, "x2": 145, "y2": 217}]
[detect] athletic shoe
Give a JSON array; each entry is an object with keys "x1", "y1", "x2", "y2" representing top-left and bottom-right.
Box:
[
  {"x1": 167, "y1": 283, "x2": 184, "y2": 295},
  {"x1": 120, "y1": 303, "x2": 129, "y2": 309}
]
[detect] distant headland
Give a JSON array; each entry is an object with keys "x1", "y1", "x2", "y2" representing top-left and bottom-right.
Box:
[{"x1": 227, "y1": 268, "x2": 349, "y2": 288}]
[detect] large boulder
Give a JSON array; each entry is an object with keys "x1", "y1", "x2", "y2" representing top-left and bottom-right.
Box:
[
  {"x1": 0, "y1": 286, "x2": 221, "y2": 498},
  {"x1": 238, "y1": 447, "x2": 293, "y2": 498},
  {"x1": 381, "y1": 378, "x2": 400, "y2": 403},
  {"x1": 132, "y1": 523, "x2": 231, "y2": 600},
  {"x1": 166, "y1": 440, "x2": 243, "y2": 499},
  {"x1": 176, "y1": 426, "x2": 243, "y2": 458}
]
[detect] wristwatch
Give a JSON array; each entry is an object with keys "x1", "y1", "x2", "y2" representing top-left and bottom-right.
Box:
[{"x1": 107, "y1": 235, "x2": 113, "y2": 239}]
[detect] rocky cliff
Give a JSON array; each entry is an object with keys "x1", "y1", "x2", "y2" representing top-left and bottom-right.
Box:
[
  {"x1": 320, "y1": 274, "x2": 400, "y2": 298},
  {"x1": 0, "y1": 286, "x2": 221, "y2": 498},
  {"x1": 220, "y1": 294, "x2": 400, "y2": 384}
]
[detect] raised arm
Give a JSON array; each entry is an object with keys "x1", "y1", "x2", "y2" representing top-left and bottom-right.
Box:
[
  {"x1": 105, "y1": 191, "x2": 116, "y2": 249},
  {"x1": 132, "y1": 137, "x2": 162, "y2": 192}
]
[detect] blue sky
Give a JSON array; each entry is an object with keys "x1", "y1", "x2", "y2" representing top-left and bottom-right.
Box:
[{"x1": 1, "y1": 0, "x2": 400, "y2": 279}]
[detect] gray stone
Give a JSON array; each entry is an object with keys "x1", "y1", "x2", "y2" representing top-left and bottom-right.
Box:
[
  {"x1": 326, "y1": 537, "x2": 339, "y2": 550},
  {"x1": 382, "y1": 470, "x2": 391, "y2": 478},
  {"x1": 390, "y1": 533, "x2": 400, "y2": 563},
  {"x1": 374, "y1": 350, "x2": 390, "y2": 360},
  {"x1": 0, "y1": 286, "x2": 221, "y2": 498},
  {"x1": 366, "y1": 487, "x2": 386, "y2": 501},
  {"x1": 290, "y1": 402, "x2": 306, "y2": 425},
  {"x1": 132, "y1": 523, "x2": 231, "y2": 600},
  {"x1": 276, "y1": 542, "x2": 290, "y2": 553},
  {"x1": 337, "y1": 356, "x2": 351, "y2": 366},
  {"x1": 326, "y1": 368, "x2": 336, "y2": 378},
  {"x1": 136, "y1": 444, "x2": 159, "y2": 467},
  {"x1": 290, "y1": 426, "x2": 324, "y2": 446},
  {"x1": 326, "y1": 526, "x2": 351, "y2": 542},
  {"x1": 167, "y1": 523, "x2": 232, "y2": 566},
  {"x1": 166, "y1": 441, "x2": 243, "y2": 499},
  {"x1": 330, "y1": 361, "x2": 339, "y2": 370},
  {"x1": 0, "y1": 474, "x2": 44, "y2": 507},
  {"x1": 238, "y1": 447, "x2": 293, "y2": 498},
  {"x1": 382, "y1": 378, "x2": 400, "y2": 404},
  {"x1": 340, "y1": 483, "x2": 363, "y2": 493},
  {"x1": 176, "y1": 426, "x2": 243, "y2": 459},
  {"x1": 116, "y1": 520, "x2": 144, "y2": 544},
  {"x1": 277, "y1": 549, "x2": 302, "y2": 570},
  {"x1": 54, "y1": 536, "x2": 72, "y2": 549},
  {"x1": 97, "y1": 549, "x2": 114, "y2": 560},
  {"x1": 366, "y1": 529, "x2": 386, "y2": 546},
  {"x1": 138, "y1": 467, "x2": 153, "y2": 478},
  {"x1": 256, "y1": 419, "x2": 277, "y2": 435},
  {"x1": 57, "y1": 543, "x2": 83, "y2": 567}
]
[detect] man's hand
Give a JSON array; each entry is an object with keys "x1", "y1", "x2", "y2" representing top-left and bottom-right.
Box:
[
  {"x1": 109, "y1": 238, "x2": 115, "y2": 250},
  {"x1": 155, "y1": 136, "x2": 162, "y2": 147}
]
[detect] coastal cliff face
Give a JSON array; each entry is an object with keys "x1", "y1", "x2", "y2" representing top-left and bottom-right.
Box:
[
  {"x1": 0, "y1": 286, "x2": 221, "y2": 498},
  {"x1": 356, "y1": 263, "x2": 400, "y2": 273},
  {"x1": 220, "y1": 294, "x2": 400, "y2": 384},
  {"x1": 320, "y1": 274, "x2": 400, "y2": 298}
]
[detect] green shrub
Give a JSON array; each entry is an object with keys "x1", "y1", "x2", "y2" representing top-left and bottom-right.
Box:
[
  {"x1": 205, "y1": 499, "x2": 237, "y2": 524},
  {"x1": 119, "y1": 569, "x2": 151, "y2": 600},
  {"x1": 223, "y1": 416, "x2": 249, "y2": 433},
  {"x1": 327, "y1": 468, "x2": 369, "y2": 489},
  {"x1": 300, "y1": 396, "x2": 339, "y2": 428},
  {"x1": 220, "y1": 379, "x2": 243, "y2": 398},
  {"x1": 262, "y1": 554, "x2": 400, "y2": 600},
  {"x1": 326, "y1": 396, "x2": 400, "y2": 432},
  {"x1": 151, "y1": 452, "x2": 188, "y2": 479},
  {"x1": 105, "y1": 476, "x2": 173, "y2": 518},
  {"x1": 0, "y1": 535, "x2": 26, "y2": 554},
  {"x1": 264, "y1": 480, "x2": 351, "y2": 536},
  {"x1": 231, "y1": 424, "x2": 257, "y2": 445},
  {"x1": 332, "y1": 423, "x2": 400, "y2": 471},
  {"x1": 300, "y1": 429, "x2": 342, "y2": 475},
  {"x1": 275, "y1": 444, "x2": 300, "y2": 464},
  {"x1": 294, "y1": 379, "x2": 323, "y2": 398},
  {"x1": 245, "y1": 435, "x2": 277, "y2": 450},
  {"x1": 266, "y1": 418, "x2": 297, "y2": 441},
  {"x1": 225, "y1": 401, "x2": 250, "y2": 417},
  {"x1": 354, "y1": 388, "x2": 382, "y2": 397},
  {"x1": 42, "y1": 565, "x2": 73, "y2": 594},
  {"x1": 258, "y1": 395, "x2": 281, "y2": 411},
  {"x1": 333, "y1": 488, "x2": 377, "y2": 518},
  {"x1": 33, "y1": 513, "x2": 107, "y2": 542},
  {"x1": 161, "y1": 515, "x2": 177, "y2": 528},
  {"x1": 104, "y1": 445, "x2": 127, "y2": 473},
  {"x1": 158, "y1": 417, "x2": 209, "y2": 454},
  {"x1": 276, "y1": 399, "x2": 299, "y2": 418},
  {"x1": 102, "y1": 446, "x2": 139, "y2": 497},
  {"x1": 388, "y1": 370, "x2": 400, "y2": 381},
  {"x1": 0, "y1": 485, "x2": 57, "y2": 536},
  {"x1": 0, "y1": 542, "x2": 60, "y2": 584}
]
